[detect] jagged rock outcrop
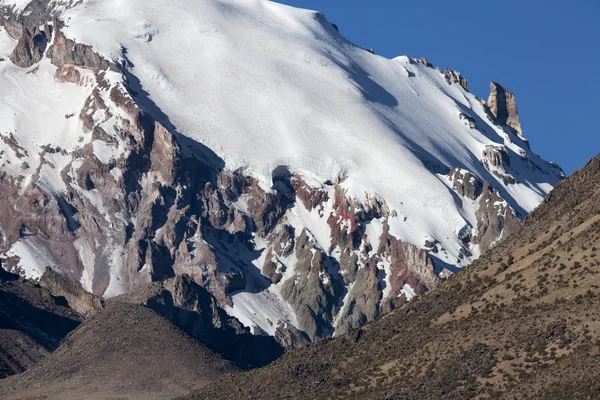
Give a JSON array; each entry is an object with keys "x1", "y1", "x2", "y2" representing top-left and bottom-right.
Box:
[
  {"x1": 280, "y1": 229, "x2": 344, "y2": 340},
  {"x1": 47, "y1": 19, "x2": 113, "y2": 71},
  {"x1": 483, "y1": 144, "x2": 511, "y2": 168},
  {"x1": 9, "y1": 24, "x2": 50, "y2": 68},
  {"x1": 447, "y1": 166, "x2": 520, "y2": 255},
  {"x1": 482, "y1": 145, "x2": 517, "y2": 185},
  {"x1": 274, "y1": 323, "x2": 311, "y2": 350},
  {"x1": 473, "y1": 181, "x2": 520, "y2": 251},
  {"x1": 458, "y1": 112, "x2": 477, "y2": 130},
  {"x1": 263, "y1": 224, "x2": 295, "y2": 284},
  {"x1": 185, "y1": 153, "x2": 600, "y2": 400},
  {"x1": 444, "y1": 68, "x2": 469, "y2": 91},
  {"x1": 487, "y1": 81, "x2": 522, "y2": 135},
  {"x1": 0, "y1": 1, "x2": 563, "y2": 349},
  {"x1": 448, "y1": 168, "x2": 482, "y2": 200},
  {"x1": 419, "y1": 57, "x2": 433, "y2": 67},
  {"x1": 379, "y1": 227, "x2": 437, "y2": 301}
]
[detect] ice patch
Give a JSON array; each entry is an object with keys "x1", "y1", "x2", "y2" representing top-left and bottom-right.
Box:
[
  {"x1": 401, "y1": 283, "x2": 417, "y2": 301},
  {"x1": 74, "y1": 238, "x2": 95, "y2": 292}
]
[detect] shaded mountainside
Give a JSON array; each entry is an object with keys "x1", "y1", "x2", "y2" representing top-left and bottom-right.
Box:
[
  {"x1": 185, "y1": 153, "x2": 600, "y2": 400},
  {"x1": 1, "y1": 302, "x2": 239, "y2": 400},
  {"x1": 0, "y1": 0, "x2": 563, "y2": 344},
  {"x1": 111, "y1": 274, "x2": 284, "y2": 369},
  {"x1": 0, "y1": 274, "x2": 283, "y2": 399},
  {"x1": 0, "y1": 267, "x2": 83, "y2": 379}
]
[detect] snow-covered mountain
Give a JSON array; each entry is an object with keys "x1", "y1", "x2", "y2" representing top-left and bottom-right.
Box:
[{"x1": 0, "y1": 0, "x2": 563, "y2": 342}]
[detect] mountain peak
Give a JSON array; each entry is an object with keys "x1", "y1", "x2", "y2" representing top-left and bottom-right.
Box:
[{"x1": 0, "y1": 0, "x2": 563, "y2": 345}]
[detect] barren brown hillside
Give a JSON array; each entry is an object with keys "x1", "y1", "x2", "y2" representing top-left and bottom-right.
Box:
[{"x1": 186, "y1": 154, "x2": 600, "y2": 400}]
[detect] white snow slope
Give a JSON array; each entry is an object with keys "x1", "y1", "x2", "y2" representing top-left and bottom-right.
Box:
[
  {"x1": 0, "y1": 0, "x2": 563, "y2": 334},
  {"x1": 58, "y1": 0, "x2": 559, "y2": 253}
]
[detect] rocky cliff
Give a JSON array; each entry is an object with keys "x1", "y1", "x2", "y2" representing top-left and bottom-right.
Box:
[{"x1": 0, "y1": 267, "x2": 83, "y2": 378}]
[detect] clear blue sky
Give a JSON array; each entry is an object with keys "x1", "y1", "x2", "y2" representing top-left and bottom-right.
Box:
[{"x1": 275, "y1": 0, "x2": 600, "y2": 175}]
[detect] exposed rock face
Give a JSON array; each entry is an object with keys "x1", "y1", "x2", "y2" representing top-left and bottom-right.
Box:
[
  {"x1": 274, "y1": 323, "x2": 311, "y2": 350},
  {"x1": 458, "y1": 112, "x2": 477, "y2": 130},
  {"x1": 39, "y1": 267, "x2": 104, "y2": 316},
  {"x1": 483, "y1": 145, "x2": 510, "y2": 168},
  {"x1": 446, "y1": 167, "x2": 521, "y2": 256},
  {"x1": 114, "y1": 275, "x2": 284, "y2": 368},
  {"x1": 473, "y1": 181, "x2": 520, "y2": 251},
  {"x1": 280, "y1": 229, "x2": 344, "y2": 340},
  {"x1": 0, "y1": 0, "x2": 70, "y2": 32},
  {"x1": 263, "y1": 224, "x2": 295, "y2": 284},
  {"x1": 185, "y1": 153, "x2": 600, "y2": 400},
  {"x1": 448, "y1": 168, "x2": 482, "y2": 200},
  {"x1": 482, "y1": 145, "x2": 517, "y2": 185},
  {"x1": 444, "y1": 68, "x2": 469, "y2": 91},
  {"x1": 419, "y1": 57, "x2": 433, "y2": 67},
  {"x1": 487, "y1": 81, "x2": 522, "y2": 135},
  {"x1": 47, "y1": 19, "x2": 113, "y2": 71},
  {"x1": 9, "y1": 25, "x2": 50, "y2": 68}
]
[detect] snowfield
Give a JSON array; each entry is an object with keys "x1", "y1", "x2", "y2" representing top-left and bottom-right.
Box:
[{"x1": 54, "y1": 0, "x2": 559, "y2": 262}]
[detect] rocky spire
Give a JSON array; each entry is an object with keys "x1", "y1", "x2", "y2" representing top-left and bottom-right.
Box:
[{"x1": 487, "y1": 81, "x2": 522, "y2": 135}]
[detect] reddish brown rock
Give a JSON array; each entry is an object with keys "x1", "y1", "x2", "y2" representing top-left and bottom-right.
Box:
[
  {"x1": 47, "y1": 18, "x2": 112, "y2": 71},
  {"x1": 487, "y1": 81, "x2": 522, "y2": 135}
]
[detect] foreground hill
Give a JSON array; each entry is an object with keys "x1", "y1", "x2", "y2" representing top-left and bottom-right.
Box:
[
  {"x1": 0, "y1": 274, "x2": 283, "y2": 399},
  {"x1": 0, "y1": 268, "x2": 83, "y2": 379},
  {"x1": 186, "y1": 154, "x2": 600, "y2": 399},
  {"x1": 1, "y1": 302, "x2": 238, "y2": 400},
  {"x1": 0, "y1": 0, "x2": 562, "y2": 340}
]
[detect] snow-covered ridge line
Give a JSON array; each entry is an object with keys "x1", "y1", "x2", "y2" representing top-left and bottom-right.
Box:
[{"x1": 0, "y1": 0, "x2": 563, "y2": 343}]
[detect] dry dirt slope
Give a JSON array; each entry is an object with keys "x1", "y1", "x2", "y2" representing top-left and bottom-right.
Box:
[
  {"x1": 185, "y1": 153, "x2": 600, "y2": 400},
  {"x1": 0, "y1": 302, "x2": 239, "y2": 400}
]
